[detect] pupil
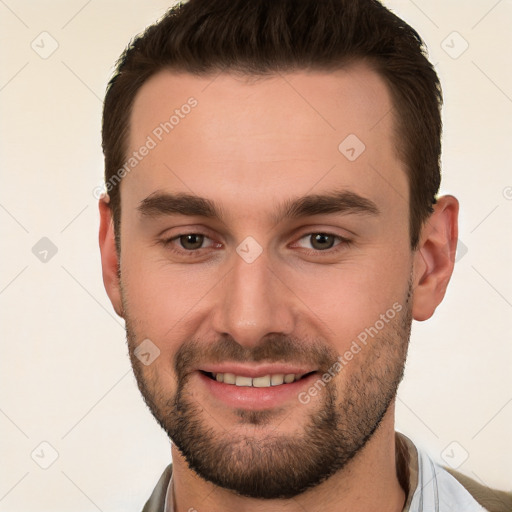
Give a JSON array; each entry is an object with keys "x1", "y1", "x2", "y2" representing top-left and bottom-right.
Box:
[
  {"x1": 312, "y1": 233, "x2": 334, "y2": 250},
  {"x1": 181, "y1": 234, "x2": 204, "y2": 250}
]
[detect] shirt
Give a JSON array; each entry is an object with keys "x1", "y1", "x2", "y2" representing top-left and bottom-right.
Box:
[{"x1": 139, "y1": 432, "x2": 510, "y2": 512}]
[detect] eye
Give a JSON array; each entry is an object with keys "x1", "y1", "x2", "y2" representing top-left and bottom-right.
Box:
[
  {"x1": 178, "y1": 233, "x2": 207, "y2": 250},
  {"x1": 160, "y1": 233, "x2": 221, "y2": 255},
  {"x1": 294, "y1": 232, "x2": 350, "y2": 252},
  {"x1": 159, "y1": 230, "x2": 351, "y2": 260}
]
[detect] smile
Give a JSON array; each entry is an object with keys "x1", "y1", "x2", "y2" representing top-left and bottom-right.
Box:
[{"x1": 203, "y1": 371, "x2": 314, "y2": 387}]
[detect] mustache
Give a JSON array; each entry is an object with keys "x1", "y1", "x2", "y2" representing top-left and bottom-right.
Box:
[{"x1": 174, "y1": 334, "x2": 339, "y2": 378}]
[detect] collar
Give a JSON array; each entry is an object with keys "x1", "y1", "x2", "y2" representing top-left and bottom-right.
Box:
[{"x1": 162, "y1": 432, "x2": 487, "y2": 512}]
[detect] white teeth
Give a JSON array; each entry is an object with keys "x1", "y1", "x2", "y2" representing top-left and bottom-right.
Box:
[
  {"x1": 223, "y1": 373, "x2": 236, "y2": 384},
  {"x1": 210, "y1": 372, "x2": 305, "y2": 387},
  {"x1": 235, "y1": 376, "x2": 253, "y2": 387},
  {"x1": 271, "y1": 374, "x2": 284, "y2": 386},
  {"x1": 252, "y1": 375, "x2": 271, "y2": 387}
]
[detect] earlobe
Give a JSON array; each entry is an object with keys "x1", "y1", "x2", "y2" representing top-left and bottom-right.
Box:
[
  {"x1": 98, "y1": 198, "x2": 124, "y2": 318},
  {"x1": 412, "y1": 195, "x2": 459, "y2": 321}
]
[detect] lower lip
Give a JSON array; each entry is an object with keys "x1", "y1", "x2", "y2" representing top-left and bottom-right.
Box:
[{"x1": 196, "y1": 371, "x2": 319, "y2": 410}]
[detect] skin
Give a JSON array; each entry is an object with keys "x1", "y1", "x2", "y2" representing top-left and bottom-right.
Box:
[{"x1": 99, "y1": 62, "x2": 458, "y2": 512}]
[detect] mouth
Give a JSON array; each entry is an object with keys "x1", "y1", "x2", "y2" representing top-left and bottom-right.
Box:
[
  {"x1": 196, "y1": 368, "x2": 320, "y2": 410},
  {"x1": 200, "y1": 370, "x2": 317, "y2": 388}
]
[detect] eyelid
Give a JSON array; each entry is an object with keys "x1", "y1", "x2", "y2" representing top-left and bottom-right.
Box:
[
  {"x1": 288, "y1": 222, "x2": 357, "y2": 239},
  {"x1": 158, "y1": 228, "x2": 352, "y2": 257},
  {"x1": 161, "y1": 231, "x2": 220, "y2": 250},
  {"x1": 290, "y1": 231, "x2": 352, "y2": 252},
  {"x1": 294, "y1": 232, "x2": 341, "y2": 247}
]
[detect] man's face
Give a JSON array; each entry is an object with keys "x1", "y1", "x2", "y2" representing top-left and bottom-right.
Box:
[{"x1": 117, "y1": 64, "x2": 415, "y2": 498}]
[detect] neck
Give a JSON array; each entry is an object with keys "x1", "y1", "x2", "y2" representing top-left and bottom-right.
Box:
[{"x1": 171, "y1": 404, "x2": 406, "y2": 512}]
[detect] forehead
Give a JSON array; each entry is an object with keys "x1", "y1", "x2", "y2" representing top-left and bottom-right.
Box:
[{"x1": 123, "y1": 63, "x2": 407, "y2": 221}]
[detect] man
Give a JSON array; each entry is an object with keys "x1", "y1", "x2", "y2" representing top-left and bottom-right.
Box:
[{"x1": 98, "y1": 0, "x2": 511, "y2": 511}]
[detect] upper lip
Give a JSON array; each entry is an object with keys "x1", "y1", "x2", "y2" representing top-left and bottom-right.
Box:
[{"x1": 197, "y1": 363, "x2": 317, "y2": 378}]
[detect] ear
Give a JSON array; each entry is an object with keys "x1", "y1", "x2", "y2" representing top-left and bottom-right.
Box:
[
  {"x1": 98, "y1": 196, "x2": 124, "y2": 318},
  {"x1": 412, "y1": 195, "x2": 459, "y2": 321}
]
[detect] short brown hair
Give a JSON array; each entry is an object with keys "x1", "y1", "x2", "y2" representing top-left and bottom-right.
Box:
[{"x1": 102, "y1": 0, "x2": 442, "y2": 252}]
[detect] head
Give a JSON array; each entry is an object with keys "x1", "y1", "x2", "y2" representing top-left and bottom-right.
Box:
[
  {"x1": 99, "y1": 0, "x2": 458, "y2": 500},
  {"x1": 102, "y1": 0, "x2": 443, "y2": 254}
]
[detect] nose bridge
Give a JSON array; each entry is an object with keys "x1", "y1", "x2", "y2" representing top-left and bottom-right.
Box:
[{"x1": 212, "y1": 250, "x2": 294, "y2": 346}]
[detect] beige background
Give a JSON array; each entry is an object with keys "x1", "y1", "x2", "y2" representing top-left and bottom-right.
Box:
[{"x1": 1, "y1": 0, "x2": 511, "y2": 510}]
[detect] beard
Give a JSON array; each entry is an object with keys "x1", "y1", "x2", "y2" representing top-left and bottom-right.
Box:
[{"x1": 123, "y1": 278, "x2": 413, "y2": 500}]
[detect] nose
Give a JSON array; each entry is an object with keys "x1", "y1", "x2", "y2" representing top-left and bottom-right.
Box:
[{"x1": 211, "y1": 249, "x2": 296, "y2": 348}]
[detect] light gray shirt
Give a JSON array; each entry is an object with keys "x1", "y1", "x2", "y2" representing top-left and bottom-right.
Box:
[{"x1": 162, "y1": 434, "x2": 487, "y2": 511}]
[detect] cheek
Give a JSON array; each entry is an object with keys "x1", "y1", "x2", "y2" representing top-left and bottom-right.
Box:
[
  {"x1": 285, "y1": 245, "x2": 411, "y2": 348},
  {"x1": 120, "y1": 249, "x2": 217, "y2": 344}
]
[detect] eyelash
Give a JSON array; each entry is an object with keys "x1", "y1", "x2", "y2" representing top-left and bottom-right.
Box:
[{"x1": 159, "y1": 231, "x2": 352, "y2": 258}]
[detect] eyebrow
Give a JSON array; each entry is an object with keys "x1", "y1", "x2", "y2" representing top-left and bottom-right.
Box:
[{"x1": 137, "y1": 189, "x2": 380, "y2": 224}]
